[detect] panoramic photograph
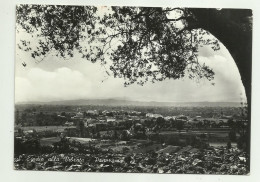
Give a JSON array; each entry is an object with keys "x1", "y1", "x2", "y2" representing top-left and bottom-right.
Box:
[{"x1": 14, "y1": 4, "x2": 252, "y2": 174}]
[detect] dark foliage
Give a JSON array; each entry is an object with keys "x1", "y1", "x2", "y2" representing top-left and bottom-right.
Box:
[
  {"x1": 14, "y1": 137, "x2": 41, "y2": 155},
  {"x1": 16, "y1": 5, "x2": 219, "y2": 86}
]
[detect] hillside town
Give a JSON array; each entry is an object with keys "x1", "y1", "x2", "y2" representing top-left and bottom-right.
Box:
[{"x1": 14, "y1": 105, "x2": 249, "y2": 174}]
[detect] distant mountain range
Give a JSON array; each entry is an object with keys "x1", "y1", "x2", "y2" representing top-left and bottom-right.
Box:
[{"x1": 16, "y1": 98, "x2": 243, "y2": 107}]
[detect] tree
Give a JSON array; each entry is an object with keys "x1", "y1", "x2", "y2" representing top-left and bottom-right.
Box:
[
  {"x1": 227, "y1": 141, "x2": 232, "y2": 149},
  {"x1": 16, "y1": 4, "x2": 252, "y2": 157},
  {"x1": 15, "y1": 110, "x2": 20, "y2": 125},
  {"x1": 76, "y1": 120, "x2": 85, "y2": 137},
  {"x1": 227, "y1": 118, "x2": 235, "y2": 128},
  {"x1": 156, "y1": 117, "x2": 165, "y2": 127},
  {"x1": 229, "y1": 130, "x2": 237, "y2": 142},
  {"x1": 176, "y1": 120, "x2": 184, "y2": 132},
  {"x1": 21, "y1": 112, "x2": 27, "y2": 126},
  {"x1": 60, "y1": 111, "x2": 66, "y2": 117},
  {"x1": 16, "y1": 5, "x2": 252, "y2": 102}
]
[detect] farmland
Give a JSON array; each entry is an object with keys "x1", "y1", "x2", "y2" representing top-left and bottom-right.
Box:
[{"x1": 14, "y1": 104, "x2": 249, "y2": 174}]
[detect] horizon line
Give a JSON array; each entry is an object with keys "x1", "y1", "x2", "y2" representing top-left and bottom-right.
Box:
[{"x1": 15, "y1": 98, "x2": 247, "y2": 104}]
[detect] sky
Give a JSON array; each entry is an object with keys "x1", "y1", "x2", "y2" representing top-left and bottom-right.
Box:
[
  {"x1": 15, "y1": 8, "x2": 247, "y2": 103},
  {"x1": 15, "y1": 43, "x2": 246, "y2": 103}
]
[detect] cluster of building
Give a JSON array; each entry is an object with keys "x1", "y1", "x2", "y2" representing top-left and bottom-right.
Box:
[
  {"x1": 14, "y1": 106, "x2": 249, "y2": 174},
  {"x1": 15, "y1": 107, "x2": 246, "y2": 145}
]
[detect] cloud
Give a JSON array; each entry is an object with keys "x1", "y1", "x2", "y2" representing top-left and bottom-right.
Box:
[
  {"x1": 197, "y1": 55, "x2": 246, "y2": 102},
  {"x1": 15, "y1": 53, "x2": 246, "y2": 103},
  {"x1": 15, "y1": 67, "x2": 92, "y2": 102}
]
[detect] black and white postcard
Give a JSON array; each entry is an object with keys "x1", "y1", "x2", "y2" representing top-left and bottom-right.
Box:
[{"x1": 14, "y1": 3, "x2": 252, "y2": 175}]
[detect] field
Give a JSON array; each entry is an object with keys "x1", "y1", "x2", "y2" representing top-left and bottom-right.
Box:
[
  {"x1": 68, "y1": 137, "x2": 95, "y2": 144},
  {"x1": 40, "y1": 137, "x2": 61, "y2": 146},
  {"x1": 159, "y1": 129, "x2": 231, "y2": 139},
  {"x1": 209, "y1": 142, "x2": 236, "y2": 147},
  {"x1": 20, "y1": 126, "x2": 75, "y2": 132}
]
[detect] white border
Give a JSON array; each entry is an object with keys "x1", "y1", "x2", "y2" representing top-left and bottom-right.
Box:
[{"x1": 0, "y1": 0, "x2": 260, "y2": 182}]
